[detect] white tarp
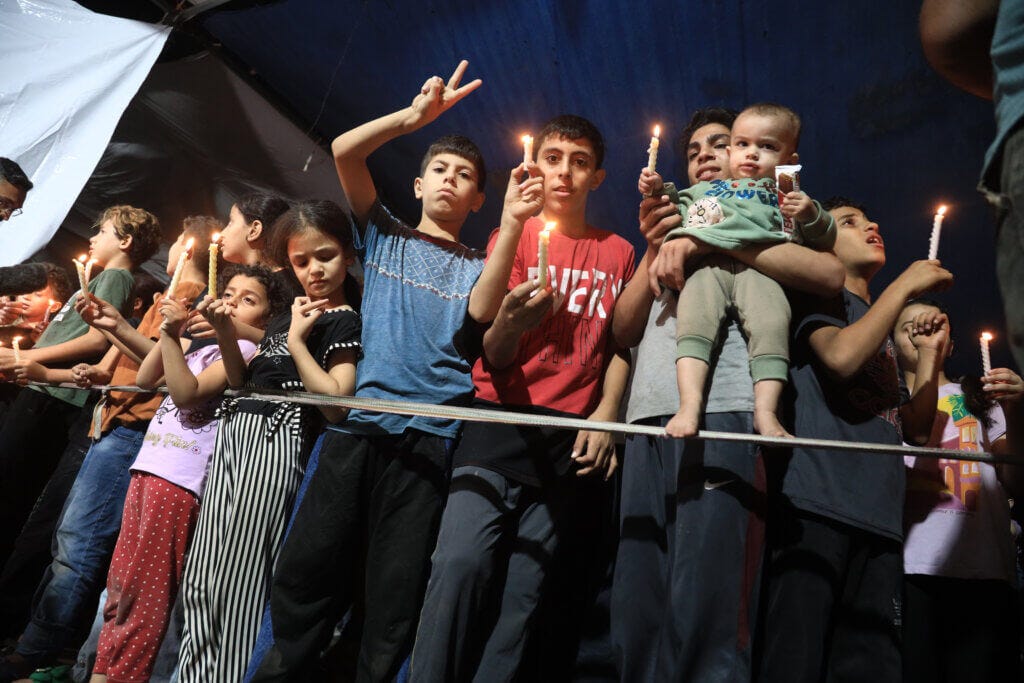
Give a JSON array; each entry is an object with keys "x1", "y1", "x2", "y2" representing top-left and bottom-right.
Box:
[{"x1": 0, "y1": 0, "x2": 169, "y2": 265}]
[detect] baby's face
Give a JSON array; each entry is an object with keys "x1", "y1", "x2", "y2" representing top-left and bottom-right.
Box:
[{"x1": 727, "y1": 112, "x2": 797, "y2": 179}]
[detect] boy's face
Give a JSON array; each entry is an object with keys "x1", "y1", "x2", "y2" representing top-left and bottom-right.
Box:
[
  {"x1": 728, "y1": 112, "x2": 798, "y2": 179},
  {"x1": 536, "y1": 135, "x2": 605, "y2": 217},
  {"x1": 16, "y1": 284, "x2": 57, "y2": 323},
  {"x1": 829, "y1": 205, "x2": 886, "y2": 275},
  {"x1": 414, "y1": 152, "x2": 485, "y2": 222},
  {"x1": 89, "y1": 218, "x2": 129, "y2": 266},
  {"x1": 686, "y1": 123, "x2": 731, "y2": 184}
]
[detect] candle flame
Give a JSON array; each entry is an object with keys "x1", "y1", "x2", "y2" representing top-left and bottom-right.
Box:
[
  {"x1": 981, "y1": 332, "x2": 994, "y2": 341},
  {"x1": 521, "y1": 134, "x2": 532, "y2": 144},
  {"x1": 543, "y1": 221, "x2": 556, "y2": 232},
  {"x1": 211, "y1": 232, "x2": 221, "y2": 243},
  {"x1": 653, "y1": 125, "x2": 661, "y2": 137},
  {"x1": 13, "y1": 336, "x2": 22, "y2": 344},
  {"x1": 937, "y1": 205, "x2": 947, "y2": 216},
  {"x1": 77, "y1": 254, "x2": 88, "y2": 263}
]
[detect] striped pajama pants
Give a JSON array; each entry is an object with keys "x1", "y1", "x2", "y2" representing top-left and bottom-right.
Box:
[{"x1": 175, "y1": 405, "x2": 310, "y2": 683}]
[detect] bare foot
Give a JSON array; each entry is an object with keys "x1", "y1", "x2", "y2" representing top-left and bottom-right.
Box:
[
  {"x1": 754, "y1": 410, "x2": 792, "y2": 438},
  {"x1": 666, "y1": 407, "x2": 700, "y2": 438}
]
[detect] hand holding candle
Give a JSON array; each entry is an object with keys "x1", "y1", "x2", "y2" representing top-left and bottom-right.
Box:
[
  {"x1": 209, "y1": 232, "x2": 221, "y2": 299},
  {"x1": 537, "y1": 221, "x2": 555, "y2": 288},
  {"x1": 981, "y1": 332, "x2": 993, "y2": 376},
  {"x1": 167, "y1": 237, "x2": 195, "y2": 299},
  {"x1": 647, "y1": 125, "x2": 661, "y2": 173},
  {"x1": 522, "y1": 134, "x2": 533, "y2": 168},
  {"x1": 928, "y1": 205, "x2": 947, "y2": 261}
]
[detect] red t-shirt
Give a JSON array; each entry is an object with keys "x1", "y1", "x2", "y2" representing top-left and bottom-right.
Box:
[{"x1": 473, "y1": 217, "x2": 635, "y2": 416}]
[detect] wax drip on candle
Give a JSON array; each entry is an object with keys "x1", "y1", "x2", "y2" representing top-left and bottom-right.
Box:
[
  {"x1": 928, "y1": 205, "x2": 947, "y2": 261},
  {"x1": 980, "y1": 331, "x2": 993, "y2": 377},
  {"x1": 647, "y1": 125, "x2": 661, "y2": 173},
  {"x1": 537, "y1": 221, "x2": 555, "y2": 288}
]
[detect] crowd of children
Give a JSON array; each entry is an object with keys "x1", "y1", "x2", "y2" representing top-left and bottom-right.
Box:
[{"x1": 0, "y1": 58, "x2": 1021, "y2": 683}]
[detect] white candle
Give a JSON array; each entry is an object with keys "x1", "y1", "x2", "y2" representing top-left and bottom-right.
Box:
[
  {"x1": 647, "y1": 125, "x2": 661, "y2": 173},
  {"x1": 209, "y1": 232, "x2": 220, "y2": 299},
  {"x1": 84, "y1": 258, "x2": 96, "y2": 285},
  {"x1": 167, "y1": 237, "x2": 195, "y2": 299},
  {"x1": 537, "y1": 221, "x2": 555, "y2": 288},
  {"x1": 42, "y1": 299, "x2": 55, "y2": 325},
  {"x1": 981, "y1": 332, "x2": 993, "y2": 376},
  {"x1": 522, "y1": 134, "x2": 533, "y2": 167},
  {"x1": 928, "y1": 205, "x2": 947, "y2": 260},
  {"x1": 74, "y1": 255, "x2": 88, "y2": 293},
  {"x1": 12, "y1": 336, "x2": 22, "y2": 363}
]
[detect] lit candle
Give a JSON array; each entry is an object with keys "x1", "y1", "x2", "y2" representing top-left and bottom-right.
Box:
[
  {"x1": 928, "y1": 205, "x2": 947, "y2": 260},
  {"x1": 42, "y1": 299, "x2": 55, "y2": 325},
  {"x1": 84, "y1": 258, "x2": 96, "y2": 285},
  {"x1": 209, "y1": 232, "x2": 221, "y2": 299},
  {"x1": 980, "y1": 332, "x2": 993, "y2": 377},
  {"x1": 522, "y1": 134, "x2": 533, "y2": 167},
  {"x1": 647, "y1": 125, "x2": 661, "y2": 173},
  {"x1": 537, "y1": 221, "x2": 555, "y2": 288},
  {"x1": 73, "y1": 255, "x2": 88, "y2": 293},
  {"x1": 167, "y1": 237, "x2": 195, "y2": 299},
  {"x1": 12, "y1": 336, "x2": 22, "y2": 363}
]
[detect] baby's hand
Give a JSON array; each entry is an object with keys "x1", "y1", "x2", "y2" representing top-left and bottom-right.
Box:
[
  {"x1": 638, "y1": 168, "x2": 664, "y2": 197},
  {"x1": 781, "y1": 191, "x2": 818, "y2": 223}
]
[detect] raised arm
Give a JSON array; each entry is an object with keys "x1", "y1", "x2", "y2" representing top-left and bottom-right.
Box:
[
  {"x1": 897, "y1": 310, "x2": 950, "y2": 445},
  {"x1": 75, "y1": 293, "x2": 156, "y2": 365},
  {"x1": 807, "y1": 260, "x2": 952, "y2": 382},
  {"x1": 332, "y1": 60, "x2": 482, "y2": 225},
  {"x1": 919, "y1": 0, "x2": 997, "y2": 100},
  {"x1": 467, "y1": 164, "x2": 543, "y2": 323}
]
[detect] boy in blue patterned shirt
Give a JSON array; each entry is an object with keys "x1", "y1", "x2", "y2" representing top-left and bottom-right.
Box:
[{"x1": 247, "y1": 60, "x2": 544, "y2": 682}]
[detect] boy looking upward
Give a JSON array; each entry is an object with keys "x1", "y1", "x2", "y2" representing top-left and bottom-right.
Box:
[
  {"x1": 644, "y1": 103, "x2": 834, "y2": 439},
  {"x1": 758, "y1": 198, "x2": 953, "y2": 683},
  {"x1": 410, "y1": 115, "x2": 634, "y2": 682},
  {"x1": 247, "y1": 60, "x2": 543, "y2": 682}
]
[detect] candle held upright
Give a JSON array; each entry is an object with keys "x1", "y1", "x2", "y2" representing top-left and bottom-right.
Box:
[
  {"x1": 209, "y1": 232, "x2": 221, "y2": 299},
  {"x1": 980, "y1": 332, "x2": 993, "y2": 376},
  {"x1": 647, "y1": 125, "x2": 661, "y2": 173},
  {"x1": 537, "y1": 221, "x2": 555, "y2": 288},
  {"x1": 928, "y1": 205, "x2": 947, "y2": 261},
  {"x1": 167, "y1": 237, "x2": 195, "y2": 299}
]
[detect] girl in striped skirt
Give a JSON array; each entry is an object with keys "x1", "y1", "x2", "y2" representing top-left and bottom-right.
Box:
[{"x1": 175, "y1": 200, "x2": 362, "y2": 682}]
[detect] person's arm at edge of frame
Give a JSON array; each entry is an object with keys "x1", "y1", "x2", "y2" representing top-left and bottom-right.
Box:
[{"x1": 919, "y1": 0, "x2": 997, "y2": 100}]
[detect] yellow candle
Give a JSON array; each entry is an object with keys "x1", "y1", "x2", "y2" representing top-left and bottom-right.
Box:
[
  {"x1": 167, "y1": 237, "x2": 195, "y2": 299},
  {"x1": 647, "y1": 124, "x2": 661, "y2": 173},
  {"x1": 928, "y1": 205, "x2": 947, "y2": 260},
  {"x1": 74, "y1": 255, "x2": 88, "y2": 293},
  {"x1": 12, "y1": 336, "x2": 21, "y2": 363},
  {"x1": 522, "y1": 134, "x2": 533, "y2": 167},
  {"x1": 981, "y1": 332, "x2": 993, "y2": 376},
  {"x1": 209, "y1": 232, "x2": 220, "y2": 299},
  {"x1": 537, "y1": 221, "x2": 555, "y2": 288}
]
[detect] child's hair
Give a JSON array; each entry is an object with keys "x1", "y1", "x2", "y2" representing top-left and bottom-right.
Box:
[
  {"x1": 905, "y1": 297, "x2": 995, "y2": 429},
  {"x1": 41, "y1": 263, "x2": 73, "y2": 305},
  {"x1": 822, "y1": 196, "x2": 869, "y2": 214},
  {"x1": 270, "y1": 199, "x2": 361, "y2": 312},
  {"x1": 97, "y1": 205, "x2": 162, "y2": 267},
  {"x1": 739, "y1": 102, "x2": 802, "y2": 150},
  {"x1": 236, "y1": 193, "x2": 291, "y2": 228},
  {"x1": 131, "y1": 271, "x2": 165, "y2": 318},
  {"x1": 419, "y1": 135, "x2": 487, "y2": 191},
  {"x1": 180, "y1": 215, "x2": 223, "y2": 276},
  {"x1": 218, "y1": 263, "x2": 291, "y2": 320},
  {"x1": 0, "y1": 157, "x2": 33, "y2": 192},
  {"x1": 536, "y1": 115, "x2": 606, "y2": 169}
]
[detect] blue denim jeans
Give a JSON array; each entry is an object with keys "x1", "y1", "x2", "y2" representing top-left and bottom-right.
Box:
[{"x1": 17, "y1": 424, "x2": 147, "y2": 661}]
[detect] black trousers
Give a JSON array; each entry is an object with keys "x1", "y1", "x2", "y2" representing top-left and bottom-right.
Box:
[
  {"x1": 249, "y1": 429, "x2": 450, "y2": 683},
  {"x1": 0, "y1": 389, "x2": 92, "y2": 570},
  {"x1": 903, "y1": 574, "x2": 1020, "y2": 683},
  {"x1": 757, "y1": 506, "x2": 902, "y2": 683}
]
